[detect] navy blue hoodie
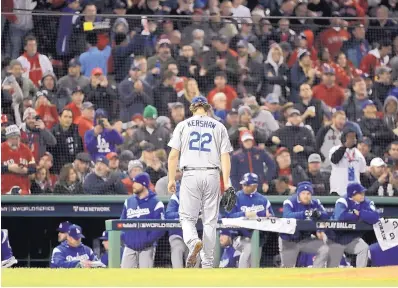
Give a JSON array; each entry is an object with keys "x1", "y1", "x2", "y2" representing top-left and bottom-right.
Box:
[
  {"x1": 50, "y1": 241, "x2": 97, "y2": 268},
  {"x1": 120, "y1": 191, "x2": 165, "y2": 251}
]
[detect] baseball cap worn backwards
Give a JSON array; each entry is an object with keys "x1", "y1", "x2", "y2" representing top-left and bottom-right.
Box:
[{"x1": 143, "y1": 105, "x2": 158, "y2": 119}]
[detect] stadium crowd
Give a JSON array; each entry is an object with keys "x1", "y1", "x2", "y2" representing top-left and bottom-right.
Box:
[{"x1": 1, "y1": 0, "x2": 398, "y2": 198}]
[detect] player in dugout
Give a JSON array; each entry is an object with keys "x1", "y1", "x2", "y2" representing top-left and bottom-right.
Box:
[
  {"x1": 98, "y1": 231, "x2": 124, "y2": 267},
  {"x1": 57, "y1": 221, "x2": 72, "y2": 243}
]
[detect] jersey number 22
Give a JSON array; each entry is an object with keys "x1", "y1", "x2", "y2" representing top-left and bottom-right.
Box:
[{"x1": 189, "y1": 132, "x2": 212, "y2": 152}]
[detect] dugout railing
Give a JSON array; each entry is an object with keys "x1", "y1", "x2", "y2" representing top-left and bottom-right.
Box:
[{"x1": 104, "y1": 219, "x2": 375, "y2": 268}]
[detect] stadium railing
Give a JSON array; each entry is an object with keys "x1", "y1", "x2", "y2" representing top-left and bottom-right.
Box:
[{"x1": 104, "y1": 218, "x2": 375, "y2": 268}]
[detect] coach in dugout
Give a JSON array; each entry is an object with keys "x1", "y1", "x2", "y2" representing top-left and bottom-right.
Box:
[{"x1": 50, "y1": 225, "x2": 98, "y2": 268}]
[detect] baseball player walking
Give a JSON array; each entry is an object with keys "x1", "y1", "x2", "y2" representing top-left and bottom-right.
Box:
[
  {"x1": 120, "y1": 172, "x2": 165, "y2": 268},
  {"x1": 225, "y1": 173, "x2": 274, "y2": 268},
  {"x1": 167, "y1": 96, "x2": 235, "y2": 268},
  {"x1": 1, "y1": 229, "x2": 18, "y2": 268},
  {"x1": 327, "y1": 183, "x2": 379, "y2": 267},
  {"x1": 279, "y1": 181, "x2": 330, "y2": 268}
]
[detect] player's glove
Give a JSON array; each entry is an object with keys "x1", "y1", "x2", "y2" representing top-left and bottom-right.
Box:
[
  {"x1": 221, "y1": 186, "x2": 237, "y2": 213},
  {"x1": 310, "y1": 208, "x2": 322, "y2": 220}
]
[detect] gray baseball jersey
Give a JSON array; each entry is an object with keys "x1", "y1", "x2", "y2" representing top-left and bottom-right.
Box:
[{"x1": 168, "y1": 115, "x2": 233, "y2": 168}]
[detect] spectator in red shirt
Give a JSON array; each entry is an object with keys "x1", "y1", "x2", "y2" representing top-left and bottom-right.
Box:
[
  {"x1": 360, "y1": 39, "x2": 392, "y2": 77},
  {"x1": 207, "y1": 72, "x2": 238, "y2": 111},
  {"x1": 65, "y1": 87, "x2": 85, "y2": 124},
  {"x1": 334, "y1": 51, "x2": 360, "y2": 88},
  {"x1": 35, "y1": 91, "x2": 59, "y2": 130},
  {"x1": 288, "y1": 31, "x2": 317, "y2": 68},
  {"x1": 274, "y1": 147, "x2": 308, "y2": 188},
  {"x1": 75, "y1": 102, "x2": 95, "y2": 144},
  {"x1": 318, "y1": 13, "x2": 351, "y2": 59},
  {"x1": 312, "y1": 64, "x2": 345, "y2": 108}
]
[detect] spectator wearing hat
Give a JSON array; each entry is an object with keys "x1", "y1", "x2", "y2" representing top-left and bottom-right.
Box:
[
  {"x1": 307, "y1": 154, "x2": 330, "y2": 196},
  {"x1": 312, "y1": 64, "x2": 345, "y2": 109},
  {"x1": 35, "y1": 91, "x2": 59, "y2": 130},
  {"x1": 271, "y1": 109, "x2": 316, "y2": 168},
  {"x1": 85, "y1": 109, "x2": 123, "y2": 160},
  {"x1": 106, "y1": 152, "x2": 123, "y2": 178},
  {"x1": 360, "y1": 39, "x2": 392, "y2": 77},
  {"x1": 122, "y1": 160, "x2": 155, "y2": 195},
  {"x1": 37, "y1": 71, "x2": 66, "y2": 111},
  {"x1": 318, "y1": 15, "x2": 351, "y2": 59},
  {"x1": 228, "y1": 106, "x2": 267, "y2": 150},
  {"x1": 263, "y1": 94, "x2": 281, "y2": 121},
  {"x1": 358, "y1": 100, "x2": 396, "y2": 157},
  {"x1": 1, "y1": 124, "x2": 36, "y2": 195},
  {"x1": 231, "y1": 131, "x2": 276, "y2": 193},
  {"x1": 246, "y1": 98, "x2": 279, "y2": 140},
  {"x1": 147, "y1": 39, "x2": 175, "y2": 74},
  {"x1": 83, "y1": 68, "x2": 117, "y2": 119},
  {"x1": 207, "y1": 72, "x2": 238, "y2": 111},
  {"x1": 373, "y1": 66, "x2": 393, "y2": 103},
  {"x1": 316, "y1": 110, "x2": 346, "y2": 172},
  {"x1": 295, "y1": 83, "x2": 324, "y2": 134},
  {"x1": 73, "y1": 152, "x2": 92, "y2": 184},
  {"x1": 118, "y1": 63, "x2": 153, "y2": 122},
  {"x1": 261, "y1": 44, "x2": 289, "y2": 102},
  {"x1": 57, "y1": 58, "x2": 90, "y2": 95},
  {"x1": 50, "y1": 224, "x2": 98, "y2": 268},
  {"x1": 131, "y1": 105, "x2": 171, "y2": 155},
  {"x1": 65, "y1": 86, "x2": 85, "y2": 124},
  {"x1": 49, "y1": 108, "x2": 84, "y2": 173},
  {"x1": 361, "y1": 157, "x2": 396, "y2": 197},
  {"x1": 356, "y1": 137, "x2": 375, "y2": 166},
  {"x1": 153, "y1": 71, "x2": 179, "y2": 116},
  {"x1": 202, "y1": 36, "x2": 239, "y2": 89},
  {"x1": 342, "y1": 23, "x2": 370, "y2": 68},
  {"x1": 53, "y1": 163, "x2": 84, "y2": 194},
  {"x1": 75, "y1": 102, "x2": 95, "y2": 145},
  {"x1": 383, "y1": 96, "x2": 398, "y2": 132},
  {"x1": 120, "y1": 172, "x2": 164, "y2": 268},
  {"x1": 83, "y1": 156, "x2": 127, "y2": 195},
  {"x1": 79, "y1": 30, "x2": 111, "y2": 78},
  {"x1": 290, "y1": 49, "x2": 316, "y2": 103},
  {"x1": 20, "y1": 108, "x2": 56, "y2": 163},
  {"x1": 287, "y1": 31, "x2": 317, "y2": 68},
  {"x1": 17, "y1": 35, "x2": 54, "y2": 88}
]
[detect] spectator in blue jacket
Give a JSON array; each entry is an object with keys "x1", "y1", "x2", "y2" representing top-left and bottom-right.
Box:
[
  {"x1": 342, "y1": 24, "x2": 370, "y2": 68},
  {"x1": 84, "y1": 109, "x2": 124, "y2": 160},
  {"x1": 120, "y1": 172, "x2": 165, "y2": 268},
  {"x1": 165, "y1": 191, "x2": 199, "y2": 268},
  {"x1": 290, "y1": 50, "x2": 316, "y2": 103},
  {"x1": 98, "y1": 231, "x2": 124, "y2": 267},
  {"x1": 225, "y1": 173, "x2": 274, "y2": 268},
  {"x1": 231, "y1": 131, "x2": 276, "y2": 193},
  {"x1": 79, "y1": 33, "x2": 111, "y2": 77},
  {"x1": 83, "y1": 157, "x2": 127, "y2": 195},
  {"x1": 328, "y1": 183, "x2": 379, "y2": 268},
  {"x1": 57, "y1": 221, "x2": 72, "y2": 243},
  {"x1": 219, "y1": 230, "x2": 240, "y2": 268},
  {"x1": 279, "y1": 181, "x2": 329, "y2": 268},
  {"x1": 56, "y1": 0, "x2": 81, "y2": 57},
  {"x1": 50, "y1": 225, "x2": 98, "y2": 268}
]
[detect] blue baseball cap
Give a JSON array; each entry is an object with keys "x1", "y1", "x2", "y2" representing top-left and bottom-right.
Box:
[
  {"x1": 361, "y1": 100, "x2": 376, "y2": 110},
  {"x1": 191, "y1": 96, "x2": 208, "y2": 105},
  {"x1": 347, "y1": 183, "x2": 366, "y2": 198},
  {"x1": 240, "y1": 173, "x2": 259, "y2": 185},
  {"x1": 95, "y1": 156, "x2": 109, "y2": 166},
  {"x1": 68, "y1": 225, "x2": 85, "y2": 240},
  {"x1": 57, "y1": 221, "x2": 71, "y2": 233},
  {"x1": 133, "y1": 172, "x2": 151, "y2": 188},
  {"x1": 98, "y1": 231, "x2": 108, "y2": 240},
  {"x1": 296, "y1": 181, "x2": 313, "y2": 195}
]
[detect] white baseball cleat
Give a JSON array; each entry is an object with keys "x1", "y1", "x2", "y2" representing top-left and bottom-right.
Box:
[{"x1": 186, "y1": 240, "x2": 203, "y2": 268}]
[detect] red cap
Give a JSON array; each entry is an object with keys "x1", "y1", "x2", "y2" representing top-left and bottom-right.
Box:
[
  {"x1": 275, "y1": 147, "x2": 289, "y2": 156},
  {"x1": 91, "y1": 67, "x2": 104, "y2": 76},
  {"x1": 106, "y1": 152, "x2": 119, "y2": 160},
  {"x1": 1, "y1": 114, "x2": 8, "y2": 124},
  {"x1": 132, "y1": 114, "x2": 144, "y2": 122}
]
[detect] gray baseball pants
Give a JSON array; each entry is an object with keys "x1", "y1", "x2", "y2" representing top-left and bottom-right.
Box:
[
  {"x1": 278, "y1": 237, "x2": 329, "y2": 268},
  {"x1": 327, "y1": 238, "x2": 369, "y2": 267},
  {"x1": 233, "y1": 236, "x2": 263, "y2": 268},
  {"x1": 179, "y1": 169, "x2": 221, "y2": 268},
  {"x1": 169, "y1": 235, "x2": 200, "y2": 268},
  {"x1": 120, "y1": 246, "x2": 155, "y2": 268}
]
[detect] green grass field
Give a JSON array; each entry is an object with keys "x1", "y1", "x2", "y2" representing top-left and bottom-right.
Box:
[{"x1": 2, "y1": 267, "x2": 398, "y2": 287}]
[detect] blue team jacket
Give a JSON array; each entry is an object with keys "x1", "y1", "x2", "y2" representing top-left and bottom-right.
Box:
[
  {"x1": 50, "y1": 241, "x2": 97, "y2": 268},
  {"x1": 1, "y1": 230, "x2": 13, "y2": 261},
  {"x1": 369, "y1": 243, "x2": 398, "y2": 267},
  {"x1": 100, "y1": 247, "x2": 125, "y2": 267},
  {"x1": 280, "y1": 194, "x2": 329, "y2": 242},
  {"x1": 219, "y1": 246, "x2": 240, "y2": 268},
  {"x1": 329, "y1": 197, "x2": 379, "y2": 245},
  {"x1": 165, "y1": 191, "x2": 183, "y2": 238},
  {"x1": 120, "y1": 191, "x2": 165, "y2": 251},
  {"x1": 226, "y1": 190, "x2": 274, "y2": 238}
]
